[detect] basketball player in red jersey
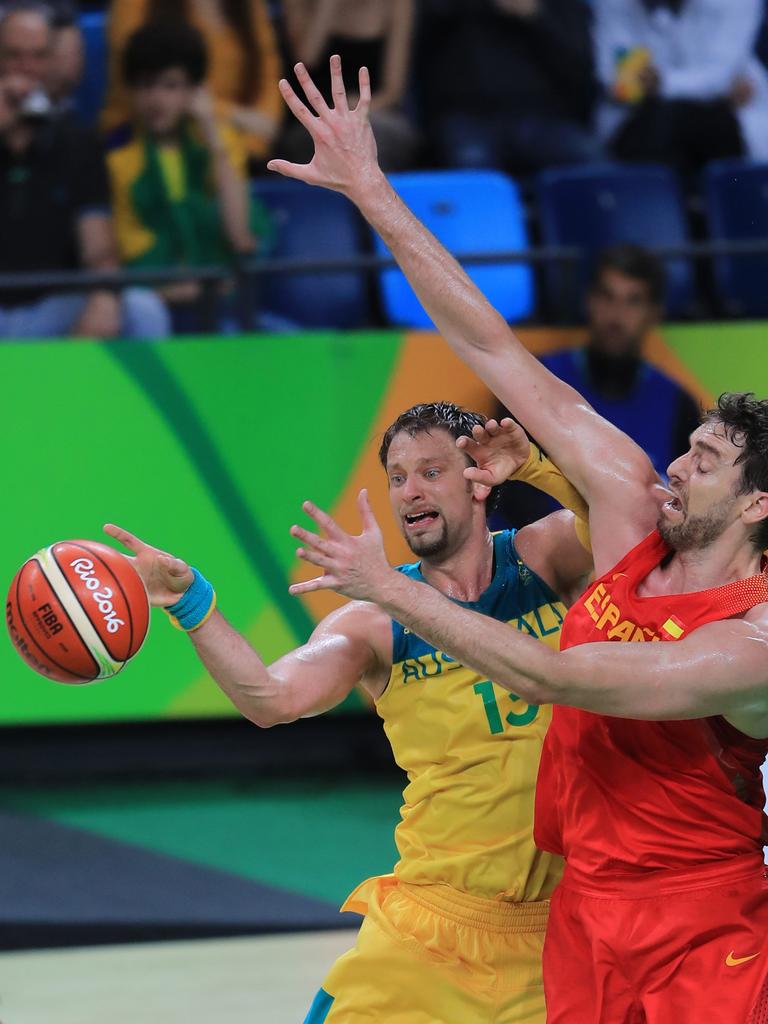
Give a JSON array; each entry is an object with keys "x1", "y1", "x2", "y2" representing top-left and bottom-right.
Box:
[{"x1": 270, "y1": 57, "x2": 768, "y2": 1022}]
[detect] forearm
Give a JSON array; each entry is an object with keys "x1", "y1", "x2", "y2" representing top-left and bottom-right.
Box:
[
  {"x1": 379, "y1": 0, "x2": 414, "y2": 109},
  {"x1": 511, "y1": 441, "x2": 591, "y2": 550},
  {"x1": 375, "y1": 569, "x2": 558, "y2": 702},
  {"x1": 188, "y1": 610, "x2": 291, "y2": 727},
  {"x1": 207, "y1": 139, "x2": 255, "y2": 252},
  {"x1": 353, "y1": 176, "x2": 618, "y2": 498},
  {"x1": 228, "y1": 104, "x2": 279, "y2": 142}
]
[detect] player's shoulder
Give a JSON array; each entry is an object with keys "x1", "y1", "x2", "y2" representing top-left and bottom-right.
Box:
[
  {"x1": 308, "y1": 599, "x2": 394, "y2": 687},
  {"x1": 105, "y1": 136, "x2": 146, "y2": 180},
  {"x1": 743, "y1": 600, "x2": 768, "y2": 632},
  {"x1": 516, "y1": 511, "x2": 592, "y2": 600},
  {"x1": 319, "y1": 598, "x2": 392, "y2": 637}
]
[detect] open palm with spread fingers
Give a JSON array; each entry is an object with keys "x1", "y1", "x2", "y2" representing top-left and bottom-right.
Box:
[
  {"x1": 457, "y1": 418, "x2": 531, "y2": 487},
  {"x1": 266, "y1": 56, "x2": 383, "y2": 202},
  {"x1": 289, "y1": 490, "x2": 395, "y2": 602},
  {"x1": 103, "y1": 524, "x2": 194, "y2": 607}
]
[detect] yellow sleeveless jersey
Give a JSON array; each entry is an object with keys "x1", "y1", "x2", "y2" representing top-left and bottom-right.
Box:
[{"x1": 376, "y1": 530, "x2": 566, "y2": 903}]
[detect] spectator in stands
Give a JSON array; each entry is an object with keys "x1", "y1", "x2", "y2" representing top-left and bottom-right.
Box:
[
  {"x1": 107, "y1": 22, "x2": 274, "y2": 333},
  {"x1": 419, "y1": 0, "x2": 601, "y2": 174},
  {"x1": 0, "y1": 0, "x2": 83, "y2": 114},
  {"x1": 595, "y1": 0, "x2": 768, "y2": 176},
  {"x1": 0, "y1": 4, "x2": 169, "y2": 339},
  {"x1": 43, "y1": 0, "x2": 82, "y2": 111},
  {"x1": 281, "y1": 0, "x2": 419, "y2": 171},
  {"x1": 493, "y1": 244, "x2": 701, "y2": 529},
  {"x1": 102, "y1": 0, "x2": 282, "y2": 163}
]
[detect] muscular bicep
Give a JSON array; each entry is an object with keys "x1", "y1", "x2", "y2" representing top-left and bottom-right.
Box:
[
  {"x1": 586, "y1": 470, "x2": 666, "y2": 576},
  {"x1": 459, "y1": 329, "x2": 661, "y2": 544},
  {"x1": 269, "y1": 602, "x2": 391, "y2": 720},
  {"x1": 555, "y1": 613, "x2": 768, "y2": 733}
]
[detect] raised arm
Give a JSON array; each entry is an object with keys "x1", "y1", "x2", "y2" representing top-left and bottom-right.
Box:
[
  {"x1": 268, "y1": 57, "x2": 664, "y2": 568},
  {"x1": 104, "y1": 523, "x2": 391, "y2": 728},
  {"x1": 190, "y1": 89, "x2": 256, "y2": 254}
]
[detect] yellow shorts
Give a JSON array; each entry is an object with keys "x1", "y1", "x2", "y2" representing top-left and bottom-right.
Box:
[{"x1": 303, "y1": 874, "x2": 549, "y2": 1024}]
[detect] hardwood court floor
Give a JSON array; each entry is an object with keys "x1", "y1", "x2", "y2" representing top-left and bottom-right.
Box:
[{"x1": 0, "y1": 930, "x2": 357, "y2": 1024}]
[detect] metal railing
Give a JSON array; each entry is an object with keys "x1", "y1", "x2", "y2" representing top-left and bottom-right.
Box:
[{"x1": 0, "y1": 237, "x2": 766, "y2": 333}]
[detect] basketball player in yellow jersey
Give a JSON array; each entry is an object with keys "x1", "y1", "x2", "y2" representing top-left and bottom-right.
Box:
[{"x1": 105, "y1": 402, "x2": 592, "y2": 1024}]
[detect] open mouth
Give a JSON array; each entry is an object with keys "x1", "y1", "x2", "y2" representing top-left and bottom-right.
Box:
[
  {"x1": 404, "y1": 510, "x2": 439, "y2": 528},
  {"x1": 663, "y1": 493, "x2": 685, "y2": 517}
]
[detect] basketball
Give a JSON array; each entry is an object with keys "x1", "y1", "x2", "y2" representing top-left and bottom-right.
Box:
[{"x1": 5, "y1": 540, "x2": 150, "y2": 684}]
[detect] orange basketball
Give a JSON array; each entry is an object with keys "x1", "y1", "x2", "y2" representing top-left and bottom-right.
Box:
[{"x1": 5, "y1": 540, "x2": 150, "y2": 684}]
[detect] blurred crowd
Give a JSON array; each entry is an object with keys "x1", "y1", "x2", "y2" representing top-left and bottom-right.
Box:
[{"x1": 0, "y1": 0, "x2": 767, "y2": 340}]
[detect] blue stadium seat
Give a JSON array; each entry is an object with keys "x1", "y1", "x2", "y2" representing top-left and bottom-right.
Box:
[
  {"x1": 537, "y1": 163, "x2": 695, "y2": 318},
  {"x1": 250, "y1": 178, "x2": 369, "y2": 328},
  {"x1": 373, "y1": 170, "x2": 534, "y2": 328},
  {"x1": 703, "y1": 159, "x2": 768, "y2": 317},
  {"x1": 73, "y1": 11, "x2": 108, "y2": 127}
]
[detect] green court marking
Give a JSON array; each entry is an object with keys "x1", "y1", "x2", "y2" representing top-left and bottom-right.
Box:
[
  {"x1": 107, "y1": 341, "x2": 315, "y2": 642},
  {"x1": 0, "y1": 779, "x2": 403, "y2": 906},
  {"x1": 150, "y1": 333, "x2": 402, "y2": 570}
]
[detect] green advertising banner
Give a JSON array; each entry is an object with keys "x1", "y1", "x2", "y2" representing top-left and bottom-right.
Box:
[{"x1": 1, "y1": 323, "x2": 766, "y2": 725}]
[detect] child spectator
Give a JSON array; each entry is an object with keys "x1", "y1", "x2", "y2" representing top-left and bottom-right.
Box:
[
  {"x1": 107, "y1": 21, "x2": 273, "y2": 331},
  {"x1": 102, "y1": 0, "x2": 282, "y2": 162}
]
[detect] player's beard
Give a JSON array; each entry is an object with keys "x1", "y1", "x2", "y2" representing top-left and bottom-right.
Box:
[
  {"x1": 657, "y1": 495, "x2": 734, "y2": 551},
  {"x1": 404, "y1": 517, "x2": 450, "y2": 558}
]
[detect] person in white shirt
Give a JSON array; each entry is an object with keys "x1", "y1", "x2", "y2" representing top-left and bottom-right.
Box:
[{"x1": 594, "y1": 0, "x2": 768, "y2": 173}]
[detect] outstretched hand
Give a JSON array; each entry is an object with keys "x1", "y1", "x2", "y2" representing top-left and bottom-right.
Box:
[
  {"x1": 289, "y1": 490, "x2": 396, "y2": 602},
  {"x1": 103, "y1": 524, "x2": 194, "y2": 607},
  {"x1": 267, "y1": 56, "x2": 383, "y2": 202},
  {"x1": 457, "y1": 418, "x2": 531, "y2": 487}
]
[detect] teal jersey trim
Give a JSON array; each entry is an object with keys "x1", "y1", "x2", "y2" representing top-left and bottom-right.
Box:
[
  {"x1": 391, "y1": 530, "x2": 563, "y2": 663},
  {"x1": 303, "y1": 988, "x2": 334, "y2": 1023}
]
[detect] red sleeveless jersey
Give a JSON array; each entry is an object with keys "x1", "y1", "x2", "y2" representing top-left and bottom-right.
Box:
[{"x1": 535, "y1": 530, "x2": 768, "y2": 878}]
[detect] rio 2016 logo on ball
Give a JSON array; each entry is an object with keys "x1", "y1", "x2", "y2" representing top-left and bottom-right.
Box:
[{"x1": 5, "y1": 540, "x2": 150, "y2": 684}]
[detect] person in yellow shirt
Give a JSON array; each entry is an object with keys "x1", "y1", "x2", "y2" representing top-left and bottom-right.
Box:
[
  {"x1": 101, "y1": 0, "x2": 282, "y2": 161},
  {"x1": 104, "y1": 401, "x2": 592, "y2": 1023},
  {"x1": 106, "y1": 21, "x2": 273, "y2": 331}
]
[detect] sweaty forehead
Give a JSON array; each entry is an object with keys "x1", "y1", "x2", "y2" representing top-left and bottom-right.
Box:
[
  {"x1": 385, "y1": 428, "x2": 462, "y2": 468},
  {"x1": 691, "y1": 420, "x2": 741, "y2": 459}
]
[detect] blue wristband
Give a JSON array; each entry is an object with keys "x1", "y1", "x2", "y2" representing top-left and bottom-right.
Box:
[{"x1": 164, "y1": 568, "x2": 216, "y2": 632}]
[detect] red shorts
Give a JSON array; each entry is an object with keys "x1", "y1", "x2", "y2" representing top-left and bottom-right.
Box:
[{"x1": 543, "y1": 854, "x2": 768, "y2": 1024}]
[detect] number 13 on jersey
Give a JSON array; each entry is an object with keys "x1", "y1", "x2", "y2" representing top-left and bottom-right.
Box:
[{"x1": 473, "y1": 679, "x2": 539, "y2": 732}]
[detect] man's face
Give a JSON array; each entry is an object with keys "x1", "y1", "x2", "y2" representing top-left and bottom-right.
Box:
[
  {"x1": 659, "y1": 421, "x2": 749, "y2": 550},
  {"x1": 385, "y1": 428, "x2": 484, "y2": 560},
  {"x1": 131, "y1": 69, "x2": 195, "y2": 136},
  {"x1": 587, "y1": 268, "x2": 661, "y2": 358},
  {"x1": 0, "y1": 12, "x2": 51, "y2": 97}
]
